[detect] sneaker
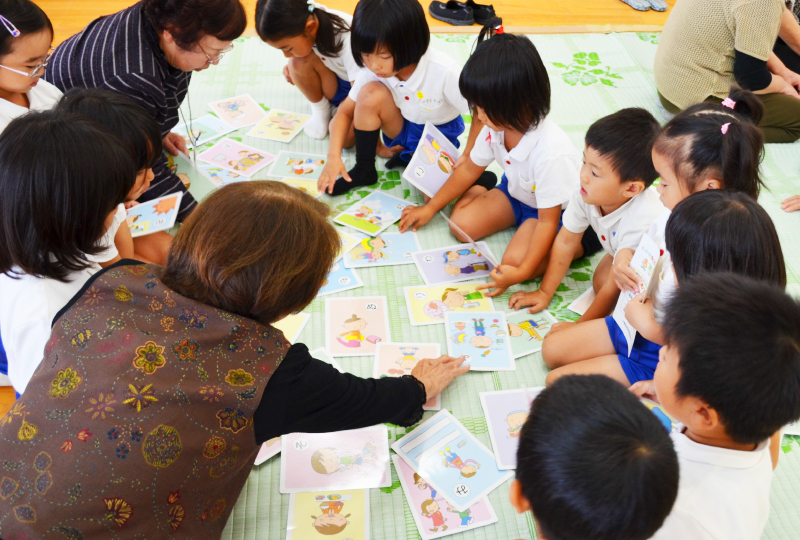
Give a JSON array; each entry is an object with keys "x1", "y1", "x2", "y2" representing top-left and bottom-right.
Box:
[{"x1": 429, "y1": 1, "x2": 475, "y2": 26}]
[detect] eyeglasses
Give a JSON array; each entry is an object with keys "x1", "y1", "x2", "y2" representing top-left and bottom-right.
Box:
[
  {"x1": 0, "y1": 47, "x2": 54, "y2": 78},
  {"x1": 197, "y1": 43, "x2": 234, "y2": 65}
]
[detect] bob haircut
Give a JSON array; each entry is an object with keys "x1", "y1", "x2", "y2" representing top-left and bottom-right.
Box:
[
  {"x1": 350, "y1": 0, "x2": 429, "y2": 71},
  {"x1": 666, "y1": 190, "x2": 786, "y2": 288},
  {"x1": 56, "y1": 88, "x2": 162, "y2": 172},
  {"x1": 0, "y1": 0, "x2": 53, "y2": 58},
  {"x1": 162, "y1": 181, "x2": 340, "y2": 325},
  {"x1": 143, "y1": 0, "x2": 247, "y2": 50},
  {"x1": 460, "y1": 30, "x2": 550, "y2": 133},
  {"x1": 255, "y1": 0, "x2": 350, "y2": 58},
  {"x1": 0, "y1": 111, "x2": 136, "y2": 281}
]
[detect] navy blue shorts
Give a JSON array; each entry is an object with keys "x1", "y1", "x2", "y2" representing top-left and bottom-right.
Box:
[
  {"x1": 605, "y1": 315, "x2": 661, "y2": 384},
  {"x1": 330, "y1": 77, "x2": 352, "y2": 107},
  {"x1": 382, "y1": 115, "x2": 465, "y2": 163},
  {"x1": 493, "y1": 174, "x2": 569, "y2": 229}
]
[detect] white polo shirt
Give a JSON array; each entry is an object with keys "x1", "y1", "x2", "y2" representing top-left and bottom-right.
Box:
[
  {"x1": 563, "y1": 186, "x2": 665, "y2": 256},
  {"x1": 312, "y1": 8, "x2": 360, "y2": 83},
  {"x1": 648, "y1": 209, "x2": 677, "y2": 323},
  {"x1": 651, "y1": 430, "x2": 772, "y2": 540},
  {"x1": 0, "y1": 79, "x2": 62, "y2": 132},
  {"x1": 470, "y1": 118, "x2": 580, "y2": 209},
  {"x1": 85, "y1": 203, "x2": 127, "y2": 265},
  {"x1": 348, "y1": 48, "x2": 469, "y2": 125}
]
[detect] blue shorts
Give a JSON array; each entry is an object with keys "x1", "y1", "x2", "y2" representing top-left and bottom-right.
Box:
[
  {"x1": 382, "y1": 116, "x2": 465, "y2": 163},
  {"x1": 494, "y1": 174, "x2": 568, "y2": 229},
  {"x1": 0, "y1": 328, "x2": 7, "y2": 377},
  {"x1": 330, "y1": 77, "x2": 352, "y2": 107},
  {"x1": 605, "y1": 315, "x2": 661, "y2": 384}
]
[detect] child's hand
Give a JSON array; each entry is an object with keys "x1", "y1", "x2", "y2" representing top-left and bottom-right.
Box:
[
  {"x1": 163, "y1": 132, "x2": 189, "y2": 158},
  {"x1": 612, "y1": 249, "x2": 640, "y2": 293},
  {"x1": 478, "y1": 265, "x2": 524, "y2": 297},
  {"x1": 509, "y1": 289, "x2": 551, "y2": 313},
  {"x1": 629, "y1": 380, "x2": 657, "y2": 401},
  {"x1": 283, "y1": 64, "x2": 294, "y2": 85},
  {"x1": 318, "y1": 157, "x2": 349, "y2": 195},
  {"x1": 399, "y1": 204, "x2": 435, "y2": 232},
  {"x1": 623, "y1": 292, "x2": 654, "y2": 332},
  {"x1": 782, "y1": 195, "x2": 800, "y2": 213}
]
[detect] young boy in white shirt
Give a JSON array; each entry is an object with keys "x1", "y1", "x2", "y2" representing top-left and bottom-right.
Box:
[{"x1": 644, "y1": 273, "x2": 800, "y2": 540}]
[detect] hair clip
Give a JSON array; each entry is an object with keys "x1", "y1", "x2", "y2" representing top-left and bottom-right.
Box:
[
  {"x1": 307, "y1": 0, "x2": 315, "y2": 12},
  {"x1": 721, "y1": 97, "x2": 736, "y2": 110},
  {"x1": 495, "y1": 25, "x2": 504, "y2": 34},
  {"x1": 721, "y1": 122, "x2": 731, "y2": 135},
  {"x1": 0, "y1": 15, "x2": 20, "y2": 37}
]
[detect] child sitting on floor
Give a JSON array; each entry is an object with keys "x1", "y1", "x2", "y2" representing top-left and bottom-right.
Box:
[
  {"x1": 543, "y1": 190, "x2": 785, "y2": 387},
  {"x1": 318, "y1": 0, "x2": 484, "y2": 195},
  {"x1": 400, "y1": 29, "x2": 580, "y2": 298},
  {"x1": 508, "y1": 108, "x2": 664, "y2": 321},
  {"x1": 56, "y1": 88, "x2": 172, "y2": 265},
  {"x1": 511, "y1": 375, "x2": 679, "y2": 540},
  {"x1": 0, "y1": 0, "x2": 60, "y2": 132},
  {"x1": 643, "y1": 273, "x2": 800, "y2": 539}
]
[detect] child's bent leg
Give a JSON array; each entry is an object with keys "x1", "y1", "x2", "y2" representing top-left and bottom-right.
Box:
[
  {"x1": 545, "y1": 355, "x2": 629, "y2": 387},
  {"x1": 132, "y1": 232, "x2": 172, "y2": 266},
  {"x1": 288, "y1": 54, "x2": 340, "y2": 139},
  {"x1": 449, "y1": 188, "x2": 515, "y2": 240},
  {"x1": 501, "y1": 219, "x2": 550, "y2": 278},
  {"x1": 592, "y1": 253, "x2": 613, "y2": 294},
  {"x1": 542, "y1": 318, "x2": 616, "y2": 368}
]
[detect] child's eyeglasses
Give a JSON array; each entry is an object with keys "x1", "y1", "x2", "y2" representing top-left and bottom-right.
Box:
[{"x1": 0, "y1": 48, "x2": 54, "y2": 78}]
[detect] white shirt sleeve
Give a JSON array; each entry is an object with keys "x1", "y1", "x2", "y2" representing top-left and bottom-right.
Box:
[
  {"x1": 338, "y1": 32, "x2": 361, "y2": 82},
  {"x1": 650, "y1": 509, "x2": 718, "y2": 540},
  {"x1": 8, "y1": 319, "x2": 50, "y2": 394},
  {"x1": 442, "y1": 64, "x2": 470, "y2": 116},
  {"x1": 348, "y1": 68, "x2": 378, "y2": 102},
  {"x1": 469, "y1": 126, "x2": 496, "y2": 167},
  {"x1": 530, "y1": 155, "x2": 580, "y2": 209},
  {"x1": 85, "y1": 203, "x2": 126, "y2": 264},
  {"x1": 561, "y1": 189, "x2": 591, "y2": 234}
]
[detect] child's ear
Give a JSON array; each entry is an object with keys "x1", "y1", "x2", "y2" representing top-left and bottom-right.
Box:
[
  {"x1": 623, "y1": 180, "x2": 645, "y2": 199},
  {"x1": 689, "y1": 397, "x2": 720, "y2": 431},
  {"x1": 509, "y1": 480, "x2": 531, "y2": 514},
  {"x1": 306, "y1": 16, "x2": 319, "y2": 35},
  {"x1": 696, "y1": 178, "x2": 722, "y2": 191}
]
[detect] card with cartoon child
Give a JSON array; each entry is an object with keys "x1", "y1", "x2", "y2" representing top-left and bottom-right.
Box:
[
  {"x1": 197, "y1": 138, "x2": 275, "y2": 178},
  {"x1": 173, "y1": 114, "x2": 237, "y2": 148},
  {"x1": 505, "y1": 310, "x2": 557, "y2": 358},
  {"x1": 412, "y1": 242, "x2": 497, "y2": 286},
  {"x1": 479, "y1": 388, "x2": 544, "y2": 470},
  {"x1": 126, "y1": 192, "x2": 183, "y2": 237},
  {"x1": 343, "y1": 232, "x2": 421, "y2": 268},
  {"x1": 402, "y1": 122, "x2": 461, "y2": 198},
  {"x1": 325, "y1": 297, "x2": 391, "y2": 357},
  {"x1": 333, "y1": 192, "x2": 412, "y2": 237},
  {"x1": 318, "y1": 261, "x2": 363, "y2": 297},
  {"x1": 208, "y1": 93, "x2": 267, "y2": 128},
  {"x1": 445, "y1": 312, "x2": 515, "y2": 371},
  {"x1": 403, "y1": 283, "x2": 495, "y2": 326},
  {"x1": 267, "y1": 151, "x2": 328, "y2": 181},
  {"x1": 374, "y1": 343, "x2": 441, "y2": 410},
  {"x1": 287, "y1": 490, "x2": 370, "y2": 540},
  {"x1": 247, "y1": 109, "x2": 310, "y2": 143}
]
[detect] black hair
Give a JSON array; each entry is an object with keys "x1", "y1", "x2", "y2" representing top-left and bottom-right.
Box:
[
  {"x1": 56, "y1": 88, "x2": 162, "y2": 172},
  {"x1": 654, "y1": 87, "x2": 764, "y2": 199},
  {"x1": 666, "y1": 190, "x2": 786, "y2": 288},
  {"x1": 143, "y1": 0, "x2": 247, "y2": 50},
  {"x1": 350, "y1": 0, "x2": 429, "y2": 71},
  {"x1": 517, "y1": 375, "x2": 679, "y2": 540},
  {"x1": 0, "y1": 0, "x2": 53, "y2": 58},
  {"x1": 585, "y1": 108, "x2": 661, "y2": 186},
  {"x1": 0, "y1": 111, "x2": 136, "y2": 281},
  {"x1": 255, "y1": 0, "x2": 350, "y2": 57},
  {"x1": 664, "y1": 272, "x2": 800, "y2": 445},
  {"x1": 460, "y1": 26, "x2": 550, "y2": 133}
]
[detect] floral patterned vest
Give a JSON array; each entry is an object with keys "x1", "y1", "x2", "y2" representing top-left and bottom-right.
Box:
[{"x1": 0, "y1": 263, "x2": 288, "y2": 538}]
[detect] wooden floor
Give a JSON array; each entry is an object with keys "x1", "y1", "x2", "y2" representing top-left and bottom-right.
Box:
[
  {"x1": 0, "y1": 386, "x2": 14, "y2": 417},
  {"x1": 41, "y1": 0, "x2": 674, "y2": 46}
]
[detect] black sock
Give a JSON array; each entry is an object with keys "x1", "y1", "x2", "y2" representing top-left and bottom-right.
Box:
[
  {"x1": 331, "y1": 128, "x2": 380, "y2": 196},
  {"x1": 472, "y1": 171, "x2": 497, "y2": 190},
  {"x1": 385, "y1": 154, "x2": 409, "y2": 170}
]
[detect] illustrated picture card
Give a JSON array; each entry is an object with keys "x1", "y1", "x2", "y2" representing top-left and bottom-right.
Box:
[
  {"x1": 325, "y1": 296, "x2": 391, "y2": 357},
  {"x1": 126, "y1": 192, "x2": 183, "y2": 237},
  {"x1": 274, "y1": 312, "x2": 310, "y2": 343},
  {"x1": 641, "y1": 398, "x2": 679, "y2": 434},
  {"x1": 268, "y1": 151, "x2": 327, "y2": 181},
  {"x1": 402, "y1": 122, "x2": 460, "y2": 198},
  {"x1": 287, "y1": 490, "x2": 370, "y2": 540},
  {"x1": 505, "y1": 310, "x2": 557, "y2": 358},
  {"x1": 391, "y1": 410, "x2": 514, "y2": 512},
  {"x1": 173, "y1": 114, "x2": 237, "y2": 148},
  {"x1": 333, "y1": 192, "x2": 412, "y2": 237},
  {"x1": 392, "y1": 455, "x2": 498, "y2": 539},
  {"x1": 343, "y1": 232, "x2": 421, "y2": 268},
  {"x1": 445, "y1": 311, "x2": 515, "y2": 371},
  {"x1": 255, "y1": 436, "x2": 282, "y2": 466},
  {"x1": 309, "y1": 347, "x2": 345, "y2": 373},
  {"x1": 413, "y1": 242, "x2": 497, "y2": 286},
  {"x1": 337, "y1": 229, "x2": 365, "y2": 261},
  {"x1": 197, "y1": 164, "x2": 247, "y2": 187},
  {"x1": 612, "y1": 234, "x2": 660, "y2": 355},
  {"x1": 318, "y1": 261, "x2": 363, "y2": 297},
  {"x1": 281, "y1": 425, "x2": 391, "y2": 492},
  {"x1": 208, "y1": 93, "x2": 267, "y2": 127},
  {"x1": 479, "y1": 387, "x2": 543, "y2": 470},
  {"x1": 374, "y1": 343, "x2": 441, "y2": 410},
  {"x1": 197, "y1": 138, "x2": 275, "y2": 178},
  {"x1": 404, "y1": 283, "x2": 495, "y2": 326},
  {"x1": 247, "y1": 109, "x2": 310, "y2": 143},
  {"x1": 282, "y1": 177, "x2": 321, "y2": 198}
]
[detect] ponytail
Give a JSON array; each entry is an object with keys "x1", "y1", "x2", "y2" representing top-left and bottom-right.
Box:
[
  {"x1": 255, "y1": 0, "x2": 349, "y2": 57},
  {"x1": 314, "y1": 9, "x2": 349, "y2": 57},
  {"x1": 476, "y1": 16, "x2": 503, "y2": 45}
]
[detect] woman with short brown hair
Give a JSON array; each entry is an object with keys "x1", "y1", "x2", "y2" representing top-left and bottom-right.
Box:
[{"x1": 0, "y1": 181, "x2": 468, "y2": 538}]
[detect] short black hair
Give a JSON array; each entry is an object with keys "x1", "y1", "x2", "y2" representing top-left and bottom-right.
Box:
[
  {"x1": 0, "y1": 111, "x2": 136, "y2": 281},
  {"x1": 517, "y1": 375, "x2": 679, "y2": 540},
  {"x1": 585, "y1": 108, "x2": 660, "y2": 186},
  {"x1": 460, "y1": 32, "x2": 550, "y2": 133},
  {"x1": 666, "y1": 190, "x2": 786, "y2": 288},
  {"x1": 255, "y1": 0, "x2": 350, "y2": 58},
  {"x1": 143, "y1": 0, "x2": 247, "y2": 50},
  {"x1": 0, "y1": 0, "x2": 53, "y2": 58},
  {"x1": 664, "y1": 273, "x2": 800, "y2": 445},
  {"x1": 350, "y1": 0, "x2": 429, "y2": 71},
  {"x1": 56, "y1": 88, "x2": 162, "y2": 172}
]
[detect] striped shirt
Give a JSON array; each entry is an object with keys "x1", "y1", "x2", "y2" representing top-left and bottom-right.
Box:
[{"x1": 45, "y1": 1, "x2": 197, "y2": 220}]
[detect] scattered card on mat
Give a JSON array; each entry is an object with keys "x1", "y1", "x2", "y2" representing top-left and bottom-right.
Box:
[
  {"x1": 325, "y1": 296, "x2": 391, "y2": 357},
  {"x1": 267, "y1": 151, "x2": 327, "y2": 181},
  {"x1": 208, "y1": 93, "x2": 267, "y2": 127},
  {"x1": 567, "y1": 287, "x2": 596, "y2": 316},
  {"x1": 343, "y1": 232, "x2": 421, "y2": 268},
  {"x1": 391, "y1": 410, "x2": 513, "y2": 512},
  {"x1": 274, "y1": 312, "x2": 310, "y2": 343},
  {"x1": 197, "y1": 164, "x2": 247, "y2": 187},
  {"x1": 318, "y1": 261, "x2": 363, "y2": 297},
  {"x1": 337, "y1": 229, "x2": 365, "y2": 261},
  {"x1": 479, "y1": 388, "x2": 543, "y2": 470},
  {"x1": 403, "y1": 283, "x2": 494, "y2": 326},
  {"x1": 413, "y1": 242, "x2": 497, "y2": 286},
  {"x1": 281, "y1": 425, "x2": 391, "y2": 493},
  {"x1": 255, "y1": 436, "x2": 282, "y2": 466},
  {"x1": 173, "y1": 114, "x2": 237, "y2": 148},
  {"x1": 402, "y1": 122, "x2": 460, "y2": 198},
  {"x1": 333, "y1": 192, "x2": 411, "y2": 236},
  {"x1": 287, "y1": 490, "x2": 370, "y2": 540},
  {"x1": 374, "y1": 343, "x2": 441, "y2": 410},
  {"x1": 445, "y1": 311, "x2": 514, "y2": 371},
  {"x1": 281, "y1": 177, "x2": 321, "y2": 198},
  {"x1": 247, "y1": 109, "x2": 310, "y2": 143},
  {"x1": 197, "y1": 138, "x2": 275, "y2": 178},
  {"x1": 126, "y1": 192, "x2": 182, "y2": 237},
  {"x1": 505, "y1": 310, "x2": 557, "y2": 358}
]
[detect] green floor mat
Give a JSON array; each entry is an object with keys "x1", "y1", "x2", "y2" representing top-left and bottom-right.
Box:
[{"x1": 174, "y1": 32, "x2": 800, "y2": 540}]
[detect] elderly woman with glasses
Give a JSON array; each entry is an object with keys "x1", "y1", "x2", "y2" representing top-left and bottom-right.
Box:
[{"x1": 45, "y1": 0, "x2": 246, "y2": 223}]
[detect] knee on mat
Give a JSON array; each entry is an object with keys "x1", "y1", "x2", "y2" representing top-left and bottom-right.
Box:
[
  {"x1": 541, "y1": 335, "x2": 562, "y2": 369},
  {"x1": 544, "y1": 368, "x2": 560, "y2": 387}
]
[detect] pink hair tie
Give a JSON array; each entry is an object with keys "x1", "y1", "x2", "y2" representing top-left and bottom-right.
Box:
[
  {"x1": 721, "y1": 97, "x2": 736, "y2": 110},
  {"x1": 721, "y1": 122, "x2": 731, "y2": 134}
]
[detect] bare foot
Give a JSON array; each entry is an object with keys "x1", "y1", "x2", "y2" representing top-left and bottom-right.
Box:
[{"x1": 377, "y1": 142, "x2": 403, "y2": 159}]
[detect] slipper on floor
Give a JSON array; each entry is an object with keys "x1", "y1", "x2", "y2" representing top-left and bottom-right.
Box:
[
  {"x1": 464, "y1": 0, "x2": 496, "y2": 25},
  {"x1": 646, "y1": 0, "x2": 669, "y2": 11},
  {"x1": 618, "y1": 0, "x2": 651, "y2": 10},
  {"x1": 429, "y1": 1, "x2": 475, "y2": 26}
]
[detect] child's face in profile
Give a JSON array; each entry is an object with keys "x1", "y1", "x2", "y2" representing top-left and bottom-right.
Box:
[
  {"x1": 361, "y1": 46, "x2": 397, "y2": 78},
  {"x1": 580, "y1": 145, "x2": 634, "y2": 207},
  {"x1": 652, "y1": 149, "x2": 690, "y2": 211},
  {"x1": 653, "y1": 344, "x2": 686, "y2": 423},
  {"x1": 473, "y1": 106, "x2": 502, "y2": 132},
  {"x1": 0, "y1": 29, "x2": 52, "y2": 94},
  {"x1": 265, "y1": 32, "x2": 315, "y2": 59},
  {"x1": 128, "y1": 168, "x2": 154, "y2": 201}
]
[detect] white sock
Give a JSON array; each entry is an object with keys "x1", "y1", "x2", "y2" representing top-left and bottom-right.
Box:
[{"x1": 305, "y1": 97, "x2": 331, "y2": 139}]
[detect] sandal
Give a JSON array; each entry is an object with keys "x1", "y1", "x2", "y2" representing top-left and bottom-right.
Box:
[
  {"x1": 464, "y1": 0, "x2": 496, "y2": 25},
  {"x1": 429, "y1": 1, "x2": 475, "y2": 26}
]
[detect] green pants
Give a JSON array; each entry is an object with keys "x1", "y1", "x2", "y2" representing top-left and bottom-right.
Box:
[{"x1": 658, "y1": 91, "x2": 800, "y2": 144}]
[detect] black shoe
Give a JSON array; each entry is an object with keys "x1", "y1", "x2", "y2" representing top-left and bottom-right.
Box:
[
  {"x1": 385, "y1": 154, "x2": 409, "y2": 170},
  {"x1": 429, "y1": 0, "x2": 474, "y2": 26},
  {"x1": 465, "y1": 0, "x2": 496, "y2": 24}
]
